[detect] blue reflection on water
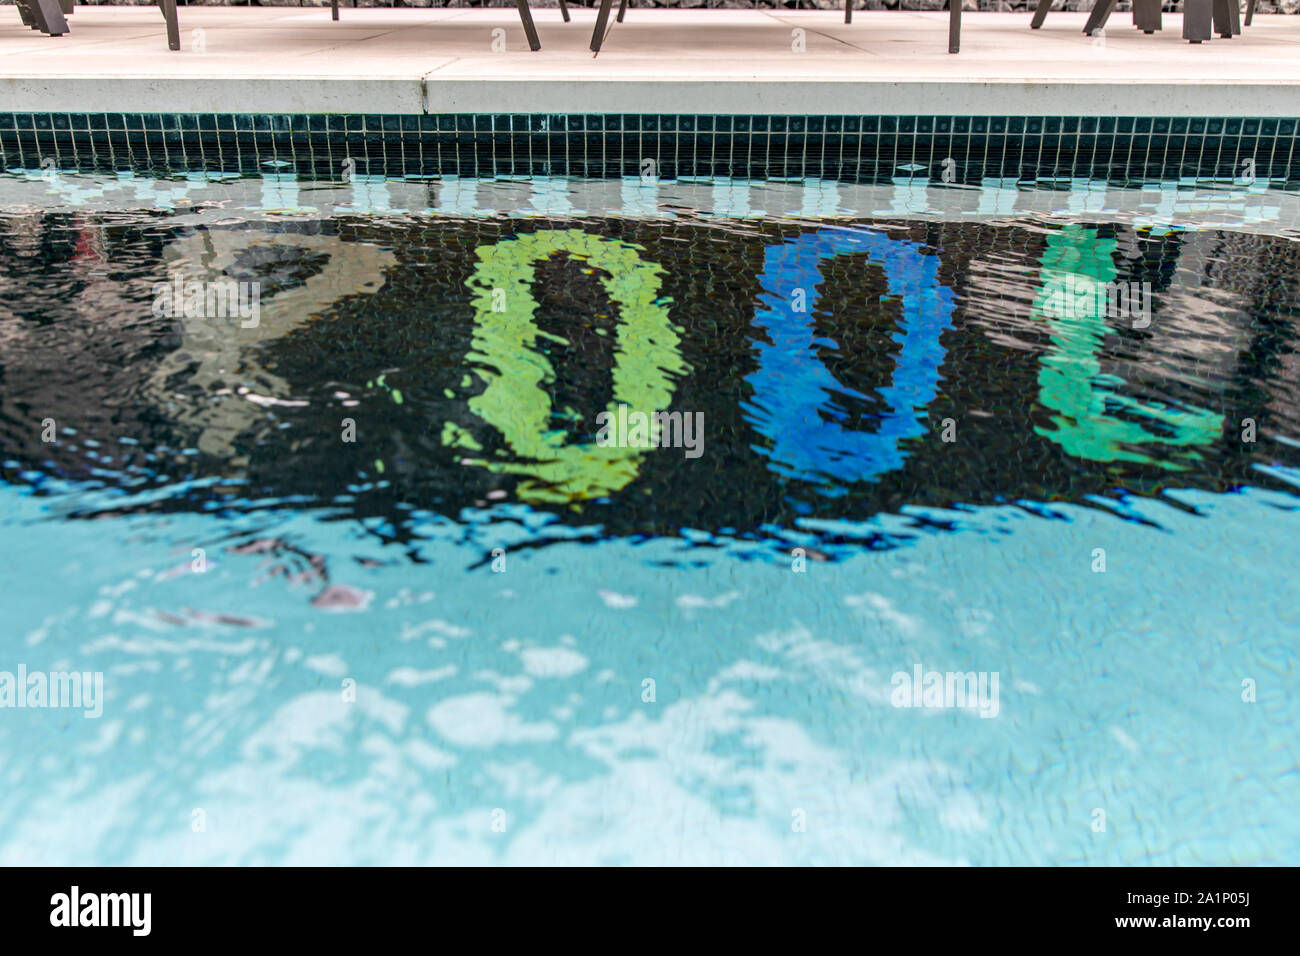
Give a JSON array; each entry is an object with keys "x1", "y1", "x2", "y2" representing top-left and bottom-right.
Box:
[{"x1": 744, "y1": 227, "x2": 956, "y2": 489}]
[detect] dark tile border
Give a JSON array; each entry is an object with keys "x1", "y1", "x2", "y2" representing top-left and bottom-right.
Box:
[{"x1": 0, "y1": 113, "x2": 1294, "y2": 185}]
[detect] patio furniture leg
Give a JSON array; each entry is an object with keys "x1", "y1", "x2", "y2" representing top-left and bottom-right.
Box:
[
  {"x1": 58, "y1": 0, "x2": 73, "y2": 13},
  {"x1": 1083, "y1": 0, "x2": 1117, "y2": 35},
  {"x1": 1132, "y1": 0, "x2": 1161, "y2": 32},
  {"x1": 559, "y1": 0, "x2": 570, "y2": 23},
  {"x1": 31, "y1": 0, "x2": 69, "y2": 35},
  {"x1": 1212, "y1": 0, "x2": 1233, "y2": 35},
  {"x1": 616, "y1": 0, "x2": 628, "y2": 23},
  {"x1": 591, "y1": 0, "x2": 613, "y2": 52},
  {"x1": 948, "y1": 0, "x2": 960, "y2": 53},
  {"x1": 1184, "y1": 0, "x2": 1213, "y2": 40},
  {"x1": 21, "y1": 0, "x2": 41, "y2": 31},
  {"x1": 1228, "y1": 0, "x2": 1241, "y2": 32},
  {"x1": 160, "y1": 0, "x2": 179, "y2": 50},
  {"x1": 515, "y1": 0, "x2": 542, "y2": 51},
  {"x1": 846, "y1": 0, "x2": 854, "y2": 24},
  {"x1": 1030, "y1": 0, "x2": 1052, "y2": 29},
  {"x1": 331, "y1": 0, "x2": 338, "y2": 22},
  {"x1": 1245, "y1": 0, "x2": 1255, "y2": 26}
]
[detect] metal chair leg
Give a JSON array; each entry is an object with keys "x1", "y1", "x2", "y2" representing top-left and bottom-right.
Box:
[
  {"x1": 1184, "y1": 0, "x2": 1213, "y2": 40},
  {"x1": 20, "y1": 0, "x2": 42, "y2": 31},
  {"x1": 31, "y1": 0, "x2": 70, "y2": 35},
  {"x1": 558, "y1": 0, "x2": 570, "y2": 23},
  {"x1": 591, "y1": 0, "x2": 614, "y2": 51},
  {"x1": 514, "y1": 0, "x2": 541, "y2": 51},
  {"x1": 331, "y1": 0, "x2": 338, "y2": 22},
  {"x1": 1083, "y1": 0, "x2": 1117, "y2": 34},
  {"x1": 1213, "y1": 0, "x2": 1233, "y2": 35},
  {"x1": 616, "y1": 0, "x2": 628, "y2": 24},
  {"x1": 846, "y1": 0, "x2": 853, "y2": 24},
  {"x1": 1030, "y1": 0, "x2": 1052, "y2": 29},
  {"x1": 948, "y1": 0, "x2": 960, "y2": 53},
  {"x1": 159, "y1": 0, "x2": 180, "y2": 50},
  {"x1": 1228, "y1": 0, "x2": 1241, "y2": 33},
  {"x1": 1132, "y1": 0, "x2": 1161, "y2": 32},
  {"x1": 1245, "y1": 0, "x2": 1256, "y2": 26}
]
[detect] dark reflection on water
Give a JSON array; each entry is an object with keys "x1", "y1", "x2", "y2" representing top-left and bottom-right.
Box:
[{"x1": 2, "y1": 212, "x2": 1299, "y2": 552}]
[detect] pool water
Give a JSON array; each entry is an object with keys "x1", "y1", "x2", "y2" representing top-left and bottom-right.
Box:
[{"x1": 1, "y1": 171, "x2": 1298, "y2": 865}]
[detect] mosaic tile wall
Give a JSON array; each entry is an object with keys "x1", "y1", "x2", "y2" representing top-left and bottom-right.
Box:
[
  {"x1": 0, "y1": 113, "x2": 1295, "y2": 186},
  {"x1": 0, "y1": 113, "x2": 1294, "y2": 187}
]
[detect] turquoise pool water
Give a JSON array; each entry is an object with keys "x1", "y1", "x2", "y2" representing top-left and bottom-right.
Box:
[{"x1": 1, "y1": 170, "x2": 1298, "y2": 865}]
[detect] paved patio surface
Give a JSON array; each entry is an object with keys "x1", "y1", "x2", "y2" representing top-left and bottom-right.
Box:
[{"x1": 2, "y1": 7, "x2": 1299, "y2": 114}]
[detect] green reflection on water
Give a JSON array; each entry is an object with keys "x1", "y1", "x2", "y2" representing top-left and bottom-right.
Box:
[
  {"x1": 445, "y1": 229, "x2": 689, "y2": 504},
  {"x1": 1034, "y1": 224, "x2": 1221, "y2": 469}
]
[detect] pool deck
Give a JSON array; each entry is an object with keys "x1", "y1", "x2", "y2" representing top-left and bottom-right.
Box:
[{"x1": 2, "y1": 7, "x2": 1300, "y2": 116}]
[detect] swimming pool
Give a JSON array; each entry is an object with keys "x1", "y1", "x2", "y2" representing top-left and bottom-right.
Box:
[{"x1": 1, "y1": 126, "x2": 1298, "y2": 865}]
